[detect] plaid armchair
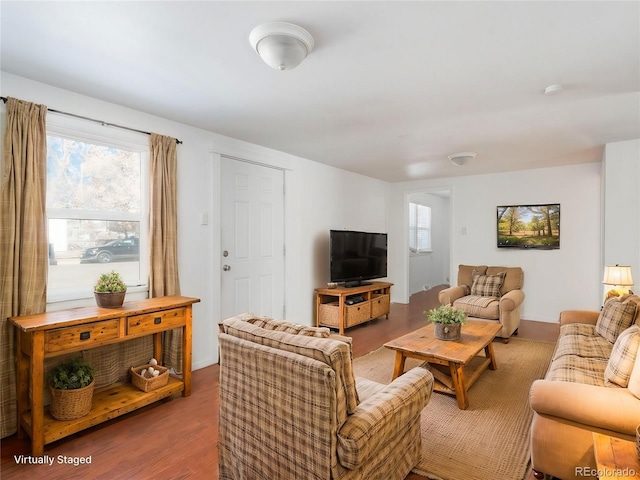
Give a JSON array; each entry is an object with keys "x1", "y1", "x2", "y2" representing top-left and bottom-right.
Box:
[{"x1": 218, "y1": 314, "x2": 433, "y2": 480}]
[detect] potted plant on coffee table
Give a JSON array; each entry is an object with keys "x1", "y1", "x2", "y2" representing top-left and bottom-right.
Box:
[
  {"x1": 94, "y1": 270, "x2": 127, "y2": 308},
  {"x1": 48, "y1": 357, "x2": 95, "y2": 420},
  {"x1": 425, "y1": 304, "x2": 467, "y2": 341}
]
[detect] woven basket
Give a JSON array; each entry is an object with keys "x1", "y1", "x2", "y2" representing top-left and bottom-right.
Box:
[
  {"x1": 130, "y1": 364, "x2": 169, "y2": 392},
  {"x1": 49, "y1": 380, "x2": 95, "y2": 420}
]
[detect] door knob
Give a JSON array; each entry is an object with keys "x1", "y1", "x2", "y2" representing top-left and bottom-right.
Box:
[{"x1": 223, "y1": 264, "x2": 231, "y2": 271}]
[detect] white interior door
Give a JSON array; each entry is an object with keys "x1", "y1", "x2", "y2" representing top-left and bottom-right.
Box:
[{"x1": 220, "y1": 157, "x2": 285, "y2": 320}]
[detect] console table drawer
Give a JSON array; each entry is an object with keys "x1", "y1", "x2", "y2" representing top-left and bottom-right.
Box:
[
  {"x1": 45, "y1": 319, "x2": 120, "y2": 353},
  {"x1": 128, "y1": 307, "x2": 186, "y2": 335}
]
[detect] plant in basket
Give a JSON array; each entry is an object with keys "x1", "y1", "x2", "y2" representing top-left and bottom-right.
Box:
[
  {"x1": 424, "y1": 304, "x2": 467, "y2": 341},
  {"x1": 94, "y1": 270, "x2": 127, "y2": 308},
  {"x1": 48, "y1": 358, "x2": 95, "y2": 420}
]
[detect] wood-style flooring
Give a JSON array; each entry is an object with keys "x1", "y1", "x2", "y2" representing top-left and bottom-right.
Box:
[{"x1": 1, "y1": 286, "x2": 559, "y2": 480}]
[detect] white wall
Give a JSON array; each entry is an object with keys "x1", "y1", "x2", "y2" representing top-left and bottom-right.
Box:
[
  {"x1": 389, "y1": 163, "x2": 603, "y2": 323},
  {"x1": 603, "y1": 139, "x2": 640, "y2": 290},
  {"x1": 1, "y1": 72, "x2": 388, "y2": 368}
]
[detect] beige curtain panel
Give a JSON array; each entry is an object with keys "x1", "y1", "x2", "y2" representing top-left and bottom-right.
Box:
[
  {"x1": 0, "y1": 97, "x2": 49, "y2": 438},
  {"x1": 149, "y1": 133, "x2": 182, "y2": 372}
]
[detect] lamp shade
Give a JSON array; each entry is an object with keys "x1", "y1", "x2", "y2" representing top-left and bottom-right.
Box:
[
  {"x1": 602, "y1": 265, "x2": 634, "y2": 286},
  {"x1": 249, "y1": 22, "x2": 314, "y2": 71}
]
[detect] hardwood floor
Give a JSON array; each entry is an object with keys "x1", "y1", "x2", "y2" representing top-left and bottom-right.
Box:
[{"x1": 1, "y1": 286, "x2": 559, "y2": 480}]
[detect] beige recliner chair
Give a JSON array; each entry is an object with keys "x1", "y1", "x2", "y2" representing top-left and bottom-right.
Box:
[
  {"x1": 438, "y1": 264, "x2": 525, "y2": 341},
  {"x1": 218, "y1": 314, "x2": 434, "y2": 480}
]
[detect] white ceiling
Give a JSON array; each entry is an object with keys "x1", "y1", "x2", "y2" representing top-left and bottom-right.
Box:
[{"x1": 1, "y1": 1, "x2": 639, "y2": 182}]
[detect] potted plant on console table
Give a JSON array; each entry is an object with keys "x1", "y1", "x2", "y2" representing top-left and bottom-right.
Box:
[
  {"x1": 425, "y1": 304, "x2": 467, "y2": 341},
  {"x1": 94, "y1": 270, "x2": 127, "y2": 308}
]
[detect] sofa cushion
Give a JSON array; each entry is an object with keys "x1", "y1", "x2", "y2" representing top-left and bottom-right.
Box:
[
  {"x1": 453, "y1": 295, "x2": 499, "y2": 319},
  {"x1": 471, "y1": 272, "x2": 505, "y2": 297},
  {"x1": 554, "y1": 324, "x2": 613, "y2": 362},
  {"x1": 596, "y1": 297, "x2": 637, "y2": 343},
  {"x1": 222, "y1": 317, "x2": 359, "y2": 426},
  {"x1": 544, "y1": 354, "x2": 607, "y2": 386},
  {"x1": 605, "y1": 325, "x2": 640, "y2": 388}
]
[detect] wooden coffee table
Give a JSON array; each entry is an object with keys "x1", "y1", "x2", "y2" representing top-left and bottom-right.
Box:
[{"x1": 384, "y1": 321, "x2": 502, "y2": 409}]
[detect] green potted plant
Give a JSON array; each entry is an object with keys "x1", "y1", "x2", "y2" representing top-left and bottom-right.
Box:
[
  {"x1": 94, "y1": 270, "x2": 127, "y2": 308},
  {"x1": 48, "y1": 358, "x2": 95, "y2": 420},
  {"x1": 424, "y1": 304, "x2": 467, "y2": 341}
]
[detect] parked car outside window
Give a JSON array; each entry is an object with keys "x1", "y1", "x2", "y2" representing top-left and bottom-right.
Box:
[{"x1": 80, "y1": 238, "x2": 140, "y2": 263}]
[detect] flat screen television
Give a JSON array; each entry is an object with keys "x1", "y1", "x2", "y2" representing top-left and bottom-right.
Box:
[
  {"x1": 330, "y1": 230, "x2": 388, "y2": 287},
  {"x1": 497, "y1": 203, "x2": 560, "y2": 249}
]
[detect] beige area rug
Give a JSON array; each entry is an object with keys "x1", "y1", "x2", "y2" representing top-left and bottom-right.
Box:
[{"x1": 352, "y1": 337, "x2": 555, "y2": 480}]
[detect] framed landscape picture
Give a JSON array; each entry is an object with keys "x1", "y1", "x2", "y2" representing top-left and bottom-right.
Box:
[{"x1": 497, "y1": 204, "x2": 560, "y2": 249}]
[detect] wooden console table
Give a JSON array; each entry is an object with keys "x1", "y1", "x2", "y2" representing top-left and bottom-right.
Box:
[
  {"x1": 9, "y1": 295, "x2": 200, "y2": 456},
  {"x1": 315, "y1": 281, "x2": 393, "y2": 335}
]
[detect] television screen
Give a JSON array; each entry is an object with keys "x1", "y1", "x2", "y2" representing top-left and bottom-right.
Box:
[
  {"x1": 497, "y1": 204, "x2": 560, "y2": 249},
  {"x1": 330, "y1": 230, "x2": 388, "y2": 286}
]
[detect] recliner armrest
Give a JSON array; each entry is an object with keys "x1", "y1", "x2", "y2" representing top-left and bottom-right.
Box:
[
  {"x1": 530, "y1": 379, "x2": 640, "y2": 435},
  {"x1": 499, "y1": 289, "x2": 524, "y2": 312},
  {"x1": 438, "y1": 285, "x2": 469, "y2": 306},
  {"x1": 337, "y1": 367, "x2": 433, "y2": 470}
]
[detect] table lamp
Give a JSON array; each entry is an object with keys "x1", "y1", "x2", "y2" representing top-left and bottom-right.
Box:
[{"x1": 602, "y1": 264, "x2": 634, "y2": 301}]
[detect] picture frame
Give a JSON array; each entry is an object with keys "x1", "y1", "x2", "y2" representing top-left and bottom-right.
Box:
[{"x1": 497, "y1": 203, "x2": 560, "y2": 249}]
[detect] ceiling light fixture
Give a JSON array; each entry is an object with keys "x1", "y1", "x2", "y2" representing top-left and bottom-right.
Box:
[
  {"x1": 448, "y1": 152, "x2": 476, "y2": 166},
  {"x1": 544, "y1": 84, "x2": 563, "y2": 95},
  {"x1": 249, "y1": 22, "x2": 314, "y2": 71}
]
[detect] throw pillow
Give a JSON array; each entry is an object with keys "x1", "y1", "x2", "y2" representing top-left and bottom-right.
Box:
[
  {"x1": 628, "y1": 341, "x2": 640, "y2": 399},
  {"x1": 470, "y1": 271, "x2": 505, "y2": 297},
  {"x1": 605, "y1": 325, "x2": 640, "y2": 388},
  {"x1": 596, "y1": 297, "x2": 637, "y2": 344}
]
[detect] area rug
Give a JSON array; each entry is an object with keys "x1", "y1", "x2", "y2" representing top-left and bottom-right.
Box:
[{"x1": 352, "y1": 337, "x2": 555, "y2": 480}]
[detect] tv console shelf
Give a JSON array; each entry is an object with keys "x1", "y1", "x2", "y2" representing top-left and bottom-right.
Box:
[
  {"x1": 315, "y1": 282, "x2": 393, "y2": 335},
  {"x1": 9, "y1": 295, "x2": 200, "y2": 456}
]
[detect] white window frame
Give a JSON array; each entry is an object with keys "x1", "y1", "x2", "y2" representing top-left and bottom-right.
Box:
[
  {"x1": 409, "y1": 202, "x2": 432, "y2": 253},
  {"x1": 45, "y1": 113, "x2": 150, "y2": 306}
]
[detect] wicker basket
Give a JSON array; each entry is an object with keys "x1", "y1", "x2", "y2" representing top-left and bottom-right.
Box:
[
  {"x1": 130, "y1": 364, "x2": 169, "y2": 392},
  {"x1": 49, "y1": 380, "x2": 95, "y2": 420}
]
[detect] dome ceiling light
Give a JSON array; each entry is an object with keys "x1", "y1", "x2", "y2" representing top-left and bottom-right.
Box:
[
  {"x1": 249, "y1": 22, "x2": 314, "y2": 71},
  {"x1": 448, "y1": 152, "x2": 477, "y2": 166},
  {"x1": 544, "y1": 84, "x2": 563, "y2": 95}
]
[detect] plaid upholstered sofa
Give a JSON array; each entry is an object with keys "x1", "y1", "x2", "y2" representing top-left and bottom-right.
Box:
[
  {"x1": 438, "y1": 264, "x2": 525, "y2": 341},
  {"x1": 218, "y1": 314, "x2": 434, "y2": 480},
  {"x1": 529, "y1": 294, "x2": 640, "y2": 480}
]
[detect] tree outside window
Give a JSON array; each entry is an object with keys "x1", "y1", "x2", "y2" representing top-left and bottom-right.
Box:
[{"x1": 45, "y1": 128, "x2": 148, "y2": 302}]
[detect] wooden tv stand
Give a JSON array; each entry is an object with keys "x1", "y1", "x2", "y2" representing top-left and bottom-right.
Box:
[
  {"x1": 315, "y1": 281, "x2": 393, "y2": 335},
  {"x1": 9, "y1": 295, "x2": 199, "y2": 456}
]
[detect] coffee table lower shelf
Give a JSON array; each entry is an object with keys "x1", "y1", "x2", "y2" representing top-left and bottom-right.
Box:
[{"x1": 424, "y1": 355, "x2": 494, "y2": 397}]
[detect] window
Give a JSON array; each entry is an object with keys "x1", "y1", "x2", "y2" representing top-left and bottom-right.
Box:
[
  {"x1": 46, "y1": 118, "x2": 149, "y2": 303},
  {"x1": 409, "y1": 202, "x2": 431, "y2": 253}
]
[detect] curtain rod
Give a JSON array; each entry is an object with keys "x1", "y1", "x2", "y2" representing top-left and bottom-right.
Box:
[{"x1": 1, "y1": 96, "x2": 182, "y2": 144}]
